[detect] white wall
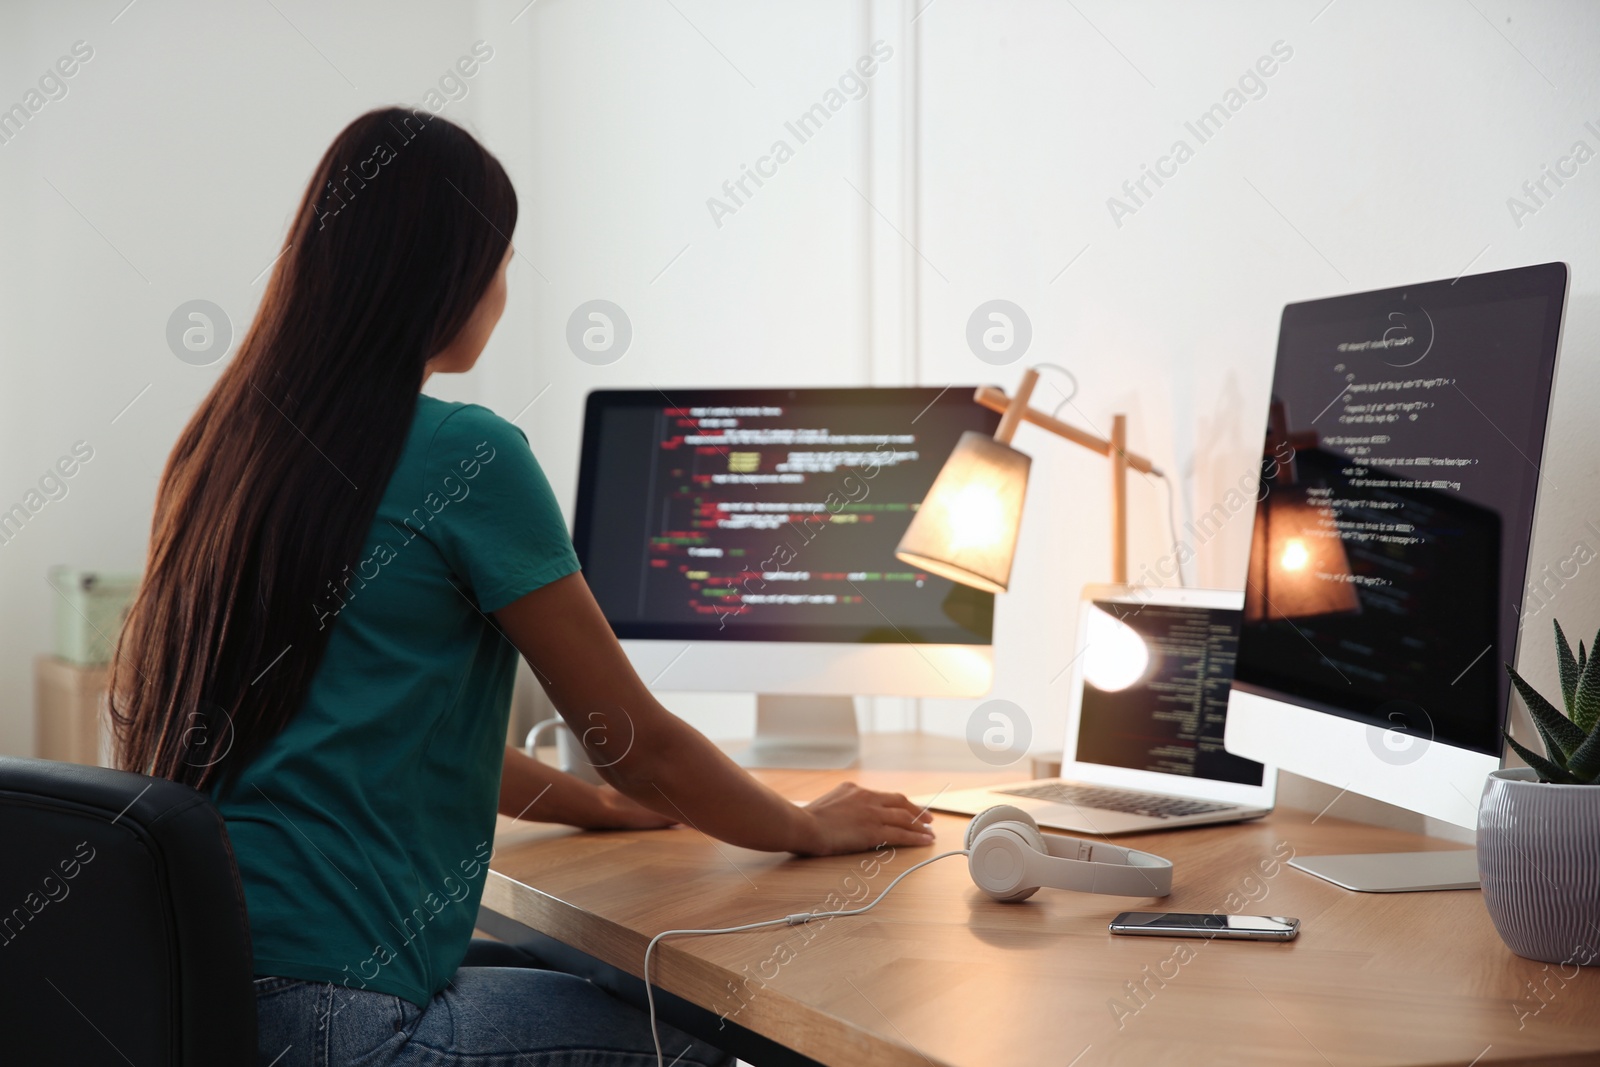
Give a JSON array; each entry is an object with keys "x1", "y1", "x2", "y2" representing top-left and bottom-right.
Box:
[
  {"x1": 905, "y1": 0, "x2": 1600, "y2": 836},
  {"x1": 465, "y1": 0, "x2": 903, "y2": 739},
  {"x1": 0, "y1": 1, "x2": 491, "y2": 755},
  {"x1": 4, "y1": 2, "x2": 1599, "y2": 838}
]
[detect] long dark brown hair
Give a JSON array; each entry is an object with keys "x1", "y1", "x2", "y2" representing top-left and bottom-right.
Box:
[{"x1": 111, "y1": 108, "x2": 517, "y2": 789}]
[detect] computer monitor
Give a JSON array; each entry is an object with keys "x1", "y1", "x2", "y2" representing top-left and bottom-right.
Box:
[
  {"x1": 1225, "y1": 262, "x2": 1568, "y2": 891},
  {"x1": 571, "y1": 387, "x2": 1001, "y2": 766}
]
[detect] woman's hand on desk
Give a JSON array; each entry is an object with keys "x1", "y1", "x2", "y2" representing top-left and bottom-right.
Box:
[{"x1": 792, "y1": 782, "x2": 936, "y2": 856}]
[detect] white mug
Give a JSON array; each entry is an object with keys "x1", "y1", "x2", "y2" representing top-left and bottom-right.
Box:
[{"x1": 524, "y1": 718, "x2": 606, "y2": 786}]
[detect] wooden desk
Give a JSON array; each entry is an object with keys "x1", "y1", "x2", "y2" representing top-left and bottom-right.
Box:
[{"x1": 482, "y1": 764, "x2": 1600, "y2": 1067}]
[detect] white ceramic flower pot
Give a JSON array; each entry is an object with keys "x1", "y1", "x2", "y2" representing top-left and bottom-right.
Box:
[{"x1": 1477, "y1": 767, "x2": 1600, "y2": 966}]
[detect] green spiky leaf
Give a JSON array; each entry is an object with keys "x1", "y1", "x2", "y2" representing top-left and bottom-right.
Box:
[
  {"x1": 1564, "y1": 721, "x2": 1600, "y2": 782},
  {"x1": 1554, "y1": 619, "x2": 1580, "y2": 716},
  {"x1": 1581, "y1": 640, "x2": 1589, "y2": 678},
  {"x1": 1574, "y1": 628, "x2": 1600, "y2": 734},
  {"x1": 1506, "y1": 663, "x2": 1585, "y2": 759},
  {"x1": 1506, "y1": 733, "x2": 1579, "y2": 783}
]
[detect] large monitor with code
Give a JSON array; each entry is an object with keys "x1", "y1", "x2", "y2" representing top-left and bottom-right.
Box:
[
  {"x1": 570, "y1": 389, "x2": 1001, "y2": 747},
  {"x1": 1225, "y1": 262, "x2": 1567, "y2": 851},
  {"x1": 573, "y1": 387, "x2": 1000, "y2": 644}
]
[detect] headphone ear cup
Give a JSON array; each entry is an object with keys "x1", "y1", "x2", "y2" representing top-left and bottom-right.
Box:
[
  {"x1": 967, "y1": 807, "x2": 1049, "y2": 903},
  {"x1": 964, "y1": 805, "x2": 1042, "y2": 851},
  {"x1": 968, "y1": 826, "x2": 1044, "y2": 902},
  {"x1": 991, "y1": 883, "x2": 1040, "y2": 903}
]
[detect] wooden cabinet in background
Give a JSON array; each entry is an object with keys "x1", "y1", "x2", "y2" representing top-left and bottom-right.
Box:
[{"x1": 35, "y1": 656, "x2": 110, "y2": 767}]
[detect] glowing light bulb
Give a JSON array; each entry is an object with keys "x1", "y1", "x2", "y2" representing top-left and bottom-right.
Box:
[
  {"x1": 947, "y1": 482, "x2": 1005, "y2": 550},
  {"x1": 1280, "y1": 538, "x2": 1310, "y2": 572},
  {"x1": 1082, "y1": 607, "x2": 1150, "y2": 692}
]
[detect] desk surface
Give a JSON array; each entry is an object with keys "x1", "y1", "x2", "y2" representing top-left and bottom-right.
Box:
[{"x1": 483, "y1": 762, "x2": 1600, "y2": 1067}]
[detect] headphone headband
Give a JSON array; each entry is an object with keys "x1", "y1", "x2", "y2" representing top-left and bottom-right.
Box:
[
  {"x1": 1035, "y1": 831, "x2": 1173, "y2": 897},
  {"x1": 965, "y1": 805, "x2": 1173, "y2": 900}
]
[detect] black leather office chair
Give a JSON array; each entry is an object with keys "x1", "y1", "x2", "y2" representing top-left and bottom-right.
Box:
[{"x1": 0, "y1": 756, "x2": 256, "y2": 1065}]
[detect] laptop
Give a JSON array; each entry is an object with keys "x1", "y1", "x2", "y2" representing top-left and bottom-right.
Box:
[{"x1": 924, "y1": 584, "x2": 1275, "y2": 835}]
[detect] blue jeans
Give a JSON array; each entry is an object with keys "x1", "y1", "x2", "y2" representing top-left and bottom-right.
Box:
[{"x1": 254, "y1": 943, "x2": 733, "y2": 1067}]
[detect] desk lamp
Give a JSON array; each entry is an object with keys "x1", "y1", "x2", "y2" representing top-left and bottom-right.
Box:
[{"x1": 895, "y1": 368, "x2": 1160, "y2": 589}]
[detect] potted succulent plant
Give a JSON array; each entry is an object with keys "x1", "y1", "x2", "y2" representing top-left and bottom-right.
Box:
[{"x1": 1478, "y1": 620, "x2": 1600, "y2": 966}]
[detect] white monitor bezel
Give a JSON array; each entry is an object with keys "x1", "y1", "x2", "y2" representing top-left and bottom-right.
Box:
[
  {"x1": 623, "y1": 638, "x2": 993, "y2": 698},
  {"x1": 1224, "y1": 689, "x2": 1493, "y2": 829}
]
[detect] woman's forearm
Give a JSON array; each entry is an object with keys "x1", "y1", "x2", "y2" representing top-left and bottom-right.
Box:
[
  {"x1": 602, "y1": 710, "x2": 819, "y2": 853},
  {"x1": 500, "y1": 746, "x2": 679, "y2": 831},
  {"x1": 494, "y1": 574, "x2": 933, "y2": 856}
]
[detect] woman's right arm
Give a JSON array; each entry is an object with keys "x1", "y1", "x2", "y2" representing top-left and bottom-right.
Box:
[{"x1": 492, "y1": 572, "x2": 936, "y2": 856}]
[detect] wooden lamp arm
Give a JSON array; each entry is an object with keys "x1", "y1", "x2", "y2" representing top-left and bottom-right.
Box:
[
  {"x1": 976, "y1": 368, "x2": 1158, "y2": 585},
  {"x1": 974, "y1": 375, "x2": 1160, "y2": 476}
]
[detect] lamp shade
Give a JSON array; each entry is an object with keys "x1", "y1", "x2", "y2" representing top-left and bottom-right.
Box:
[{"x1": 895, "y1": 430, "x2": 1031, "y2": 594}]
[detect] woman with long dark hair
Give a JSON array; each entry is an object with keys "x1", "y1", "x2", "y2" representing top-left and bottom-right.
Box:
[{"x1": 111, "y1": 108, "x2": 934, "y2": 1066}]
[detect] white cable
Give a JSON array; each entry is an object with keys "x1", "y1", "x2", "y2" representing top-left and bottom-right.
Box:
[
  {"x1": 1029, "y1": 361, "x2": 1079, "y2": 418},
  {"x1": 1025, "y1": 360, "x2": 1188, "y2": 588},
  {"x1": 1153, "y1": 469, "x2": 1188, "y2": 588},
  {"x1": 643, "y1": 849, "x2": 970, "y2": 1067}
]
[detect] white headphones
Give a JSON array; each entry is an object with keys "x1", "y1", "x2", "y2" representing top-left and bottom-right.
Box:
[{"x1": 965, "y1": 805, "x2": 1174, "y2": 901}]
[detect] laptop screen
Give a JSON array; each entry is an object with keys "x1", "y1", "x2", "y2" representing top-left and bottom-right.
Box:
[{"x1": 1074, "y1": 600, "x2": 1264, "y2": 787}]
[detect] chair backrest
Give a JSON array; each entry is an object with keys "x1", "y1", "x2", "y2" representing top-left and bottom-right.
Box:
[{"x1": 0, "y1": 755, "x2": 256, "y2": 1065}]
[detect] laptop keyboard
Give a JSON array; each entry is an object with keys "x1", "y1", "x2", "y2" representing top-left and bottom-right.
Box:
[{"x1": 997, "y1": 781, "x2": 1236, "y2": 820}]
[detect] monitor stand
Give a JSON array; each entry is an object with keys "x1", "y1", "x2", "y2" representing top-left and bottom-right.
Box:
[
  {"x1": 735, "y1": 695, "x2": 861, "y2": 769},
  {"x1": 1289, "y1": 850, "x2": 1479, "y2": 892}
]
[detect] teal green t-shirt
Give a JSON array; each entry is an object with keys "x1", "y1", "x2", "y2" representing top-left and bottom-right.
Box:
[{"x1": 213, "y1": 395, "x2": 580, "y2": 1005}]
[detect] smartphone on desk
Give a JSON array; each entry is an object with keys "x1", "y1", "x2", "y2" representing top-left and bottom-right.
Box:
[{"x1": 1110, "y1": 912, "x2": 1300, "y2": 942}]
